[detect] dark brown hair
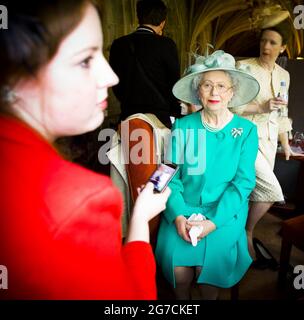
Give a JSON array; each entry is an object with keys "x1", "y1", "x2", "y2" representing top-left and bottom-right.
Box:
[
  {"x1": 136, "y1": 0, "x2": 167, "y2": 26},
  {"x1": 0, "y1": 0, "x2": 90, "y2": 109},
  {"x1": 260, "y1": 20, "x2": 291, "y2": 45}
]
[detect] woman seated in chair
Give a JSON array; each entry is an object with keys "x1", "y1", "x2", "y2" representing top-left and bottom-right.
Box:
[{"x1": 155, "y1": 50, "x2": 260, "y2": 299}]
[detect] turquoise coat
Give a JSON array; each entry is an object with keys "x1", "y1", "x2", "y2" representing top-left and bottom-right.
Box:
[{"x1": 155, "y1": 112, "x2": 258, "y2": 288}]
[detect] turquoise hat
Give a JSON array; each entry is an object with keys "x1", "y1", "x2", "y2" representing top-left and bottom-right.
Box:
[{"x1": 172, "y1": 50, "x2": 260, "y2": 108}]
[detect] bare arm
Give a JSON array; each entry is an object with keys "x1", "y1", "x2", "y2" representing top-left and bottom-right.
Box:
[
  {"x1": 240, "y1": 98, "x2": 287, "y2": 116},
  {"x1": 279, "y1": 132, "x2": 304, "y2": 160},
  {"x1": 125, "y1": 182, "x2": 171, "y2": 243}
]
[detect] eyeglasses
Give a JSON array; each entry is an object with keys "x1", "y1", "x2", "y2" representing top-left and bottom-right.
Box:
[{"x1": 199, "y1": 81, "x2": 233, "y2": 94}]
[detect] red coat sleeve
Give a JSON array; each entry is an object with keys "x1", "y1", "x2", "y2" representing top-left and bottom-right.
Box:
[
  {"x1": 0, "y1": 117, "x2": 157, "y2": 300},
  {"x1": 122, "y1": 241, "x2": 157, "y2": 299},
  {"x1": 49, "y1": 173, "x2": 157, "y2": 300}
]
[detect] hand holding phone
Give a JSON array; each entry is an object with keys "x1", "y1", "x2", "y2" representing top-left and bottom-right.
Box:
[
  {"x1": 149, "y1": 163, "x2": 178, "y2": 193},
  {"x1": 129, "y1": 182, "x2": 171, "y2": 243}
]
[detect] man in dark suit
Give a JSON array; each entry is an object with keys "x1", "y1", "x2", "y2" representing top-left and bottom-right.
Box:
[{"x1": 109, "y1": 0, "x2": 181, "y2": 128}]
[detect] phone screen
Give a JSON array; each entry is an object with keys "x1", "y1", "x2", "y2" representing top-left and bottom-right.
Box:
[{"x1": 149, "y1": 163, "x2": 178, "y2": 193}]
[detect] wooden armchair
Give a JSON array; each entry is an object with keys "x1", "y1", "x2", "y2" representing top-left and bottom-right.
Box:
[{"x1": 121, "y1": 117, "x2": 159, "y2": 248}]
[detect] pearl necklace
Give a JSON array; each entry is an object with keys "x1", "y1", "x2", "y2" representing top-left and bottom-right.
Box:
[{"x1": 201, "y1": 111, "x2": 226, "y2": 132}]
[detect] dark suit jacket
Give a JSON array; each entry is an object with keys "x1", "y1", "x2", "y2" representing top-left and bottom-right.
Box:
[{"x1": 109, "y1": 26, "x2": 181, "y2": 128}]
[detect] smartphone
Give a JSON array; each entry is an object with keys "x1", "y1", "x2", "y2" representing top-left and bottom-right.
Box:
[{"x1": 149, "y1": 163, "x2": 178, "y2": 193}]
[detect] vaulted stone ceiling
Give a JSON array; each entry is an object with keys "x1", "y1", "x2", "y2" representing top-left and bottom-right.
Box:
[
  {"x1": 100, "y1": 0, "x2": 303, "y2": 71},
  {"x1": 185, "y1": 0, "x2": 303, "y2": 60}
]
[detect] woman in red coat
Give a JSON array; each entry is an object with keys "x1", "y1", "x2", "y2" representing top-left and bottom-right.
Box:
[{"x1": 0, "y1": 0, "x2": 170, "y2": 299}]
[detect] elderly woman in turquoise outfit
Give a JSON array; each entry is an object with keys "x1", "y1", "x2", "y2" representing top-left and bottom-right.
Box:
[{"x1": 155, "y1": 50, "x2": 260, "y2": 300}]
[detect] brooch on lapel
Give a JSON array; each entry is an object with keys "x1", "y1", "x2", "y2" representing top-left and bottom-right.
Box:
[{"x1": 231, "y1": 128, "x2": 243, "y2": 138}]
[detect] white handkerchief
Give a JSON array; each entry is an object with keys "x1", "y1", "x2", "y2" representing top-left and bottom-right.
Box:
[{"x1": 188, "y1": 213, "x2": 206, "y2": 247}]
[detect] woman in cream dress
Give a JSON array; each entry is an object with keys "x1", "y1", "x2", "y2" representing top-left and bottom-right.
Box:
[{"x1": 232, "y1": 22, "x2": 303, "y2": 261}]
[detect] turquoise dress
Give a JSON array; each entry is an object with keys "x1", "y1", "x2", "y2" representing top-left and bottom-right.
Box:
[{"x1": 155, "y1": 112, "x2": 258, "y2": 288}]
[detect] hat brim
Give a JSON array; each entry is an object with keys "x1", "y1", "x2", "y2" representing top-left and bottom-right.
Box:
[{"x1": 172, "y1": 67, "x2": 260, "y2": 108}]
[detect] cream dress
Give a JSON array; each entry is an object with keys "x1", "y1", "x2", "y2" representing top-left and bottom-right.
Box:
[{"x1": 232, "y1": 58, "x2": 292, "y2": 202}]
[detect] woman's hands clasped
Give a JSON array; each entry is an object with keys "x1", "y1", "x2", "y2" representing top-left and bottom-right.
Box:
[
  {"x1": 175, "y1": 215, "x2": 191, "y2": 242},
  {"x1": 175, "y1": 215, "x2": 216, "y2": 243}
]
